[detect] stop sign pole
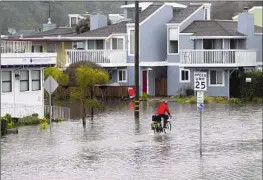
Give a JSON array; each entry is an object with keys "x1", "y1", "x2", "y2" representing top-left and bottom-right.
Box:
[{"x1": 43, "y1": 76, "x2": 59, "y2": 131}]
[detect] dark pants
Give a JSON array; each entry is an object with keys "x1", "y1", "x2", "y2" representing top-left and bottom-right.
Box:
[{"x1": 158, "y1": 114, "x2": 169, "y2": 127}]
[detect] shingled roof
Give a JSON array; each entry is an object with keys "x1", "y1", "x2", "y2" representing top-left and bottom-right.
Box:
[
  {"x1": 23, "y1": 27, "x2": 75, "y2": 38},
  {"x1": 181, "y1": 20, "x2": 262, "y2": 36},
  {"x1": 72, "y1": 20, "x2": 129, "y2": 37},
  {"x1": 128, "y1": 3, "x2": 163, "y2": 23},
  {"x1": 169, "y1": 5, "x2": 202, "y2": 23}
]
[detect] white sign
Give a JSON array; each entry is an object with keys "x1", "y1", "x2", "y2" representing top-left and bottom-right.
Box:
[
  {"x1": 245, "y1": 78, "x2": 252, "y2": 82},
  {"x1": 44, "y1": 76, "x2": 59, "y2": 95},
  {"x1": 194, "y1": 72, "x2": 207, "y2": 91},
  {"x1": 197, "y1": 91, "x2": 204, "y2": 103}
]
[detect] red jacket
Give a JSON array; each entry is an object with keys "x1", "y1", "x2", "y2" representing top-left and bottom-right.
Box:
[{"x1": 156, "y1": 103, "x2": 171, "y2": 116}]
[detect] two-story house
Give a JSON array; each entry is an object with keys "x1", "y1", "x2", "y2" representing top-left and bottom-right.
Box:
[
  {"x1": 167, "y1": 6, "x2": 262, "y2": 98},
  {"x1": 1, "y1": 39, "x2": 56, "y2": 118},
  {"x1": 64, "y1": 2, "x2": 188, "y2": 96}
]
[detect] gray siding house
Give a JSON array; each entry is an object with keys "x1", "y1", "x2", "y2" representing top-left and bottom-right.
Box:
[
  {"x1": 167, "y1": 6, "x2": 262, "y2": 98},
  {"x1": 62, "y1": 2, "x2": 262, "y2": 98}
]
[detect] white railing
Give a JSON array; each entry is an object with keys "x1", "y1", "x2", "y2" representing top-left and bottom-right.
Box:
[
  {"x1": 1, "y1": 40, "x2": 32, "y2": 53},
  {"x1": 65, "y1": 49, "x2": 127, "y2": 65},
  {"x1": 180, "y1": 49, "x2": 257, "y2": 67}
]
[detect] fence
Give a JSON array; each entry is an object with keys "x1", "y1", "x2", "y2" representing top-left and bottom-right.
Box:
[
  {"x1": 1, "y1": 103, "x2": 70, "y2": 120},
  {"x1": 68, "y1": 85, "x2": 135, "y2": 99},
  {"x1": 44, "y1": 105, "x2": 71, "y2": 120}
]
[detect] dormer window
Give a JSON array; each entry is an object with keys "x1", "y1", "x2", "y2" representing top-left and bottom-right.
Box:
[
  {"x1": 71, "y1": 17, "x2": 77, "y2": 27},
  {"x1": 204, "y1": 8, "x2": 208, "y2": 20}
]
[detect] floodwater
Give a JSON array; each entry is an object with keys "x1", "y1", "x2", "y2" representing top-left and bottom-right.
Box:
[{"x1": 1, "y1": 101, "x2": 262, "y2": 180}]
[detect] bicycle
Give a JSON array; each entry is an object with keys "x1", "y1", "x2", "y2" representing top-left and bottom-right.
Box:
[{"x1": 151, "y1": 115, "x2": 171, "y2": 134}]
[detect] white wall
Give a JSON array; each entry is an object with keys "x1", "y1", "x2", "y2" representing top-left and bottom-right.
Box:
[{"x1": 1, "y1": 67, "x2": 45, "y2": 118}]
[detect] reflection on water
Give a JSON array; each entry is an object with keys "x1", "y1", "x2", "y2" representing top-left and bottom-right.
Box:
[{"x1": 1, "y1": 101, "x2": 262, "y2": 180}]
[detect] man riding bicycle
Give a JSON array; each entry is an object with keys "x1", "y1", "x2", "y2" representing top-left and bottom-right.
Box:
[{"x1": 156, "y1": 100, "x2": 172, "y2": 128}]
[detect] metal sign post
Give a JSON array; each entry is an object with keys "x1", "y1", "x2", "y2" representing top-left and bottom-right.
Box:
[
  {"x1": 43, "y1": 76, "x2": 59, "y2": 131},
  {"x1": 194, "y1": 71, "x2": 207, "y2": 156}
]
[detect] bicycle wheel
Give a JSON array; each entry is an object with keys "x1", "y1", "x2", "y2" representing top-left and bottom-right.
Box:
[{"x1": 164, "y1": 121, "x2": 171, "y2": 133}]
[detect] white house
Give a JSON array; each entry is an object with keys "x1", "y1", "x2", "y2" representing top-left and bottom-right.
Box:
[{"x1": 1, "y1": 40, "x2": 56, "y2": 118}]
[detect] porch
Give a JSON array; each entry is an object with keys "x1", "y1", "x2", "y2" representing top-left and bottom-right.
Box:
[
  {"x1": 180, "y1": 49, "x2": 257, "y2": 67},
  {"x1": 1, "y1": 40, "x2": 57, "y2": 66},
  {"x1": 65, "y1": 49, "x2": 128, "y2": 67}
]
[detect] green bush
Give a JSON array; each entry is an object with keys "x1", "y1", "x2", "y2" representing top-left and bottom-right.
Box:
[
  {"x1": 251, "y1": 97, "x2": 263, "y2": 103},
  {"x1": 40, "y1": 122, "x2": 49, "y2": 130},
  {"x1": 229, "y1": 98, "x2": 242, "y2": 104},
  {"x1": 214, "y1": 97, "x2": 228, "y2": 104},
  {"x1": 18, "y1": 115, "x2": 41, "y2": 125},
  {"x1": 53, "y1": 118, "x2": 63, "y2": 123},
  {"x1": 1, "y1": 117, "x2": 8, "y2": 135},
  {"x1": 141, "y1": 93, "x2": 149, "y2": 101},
  {"x1": 7, "y1": 121, "x2": 15, "y2": 129},
  {"x1": 241, "y1": 71, "x2": 263, "y2": 100}
]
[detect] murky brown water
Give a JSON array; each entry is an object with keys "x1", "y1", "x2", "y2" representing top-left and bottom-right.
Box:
[{"x1": 1, "y1": 102, "x2": 262, "y2": 180}]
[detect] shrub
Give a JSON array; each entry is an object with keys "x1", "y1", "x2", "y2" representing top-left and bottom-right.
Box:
[
  {"x1": 1, "y1": 117, "x2": 8, "y2": 135},
  {"x1": 141, "y1": 93, "x2": 149, "y2": 101},
  {"x1": 7, "y1": 121, "x2": 15, "y2": 129},
  {"x1": 19, "y1": 115, "x2": 41, "y2": 125},
  {"x1": 251, "y1": 97, "x2": 263, "y2": 103},
  {"x1": 214, "y1": 97, "x2": 228, "y2": 104},
  {"x1": 40, "y1": 122, "x2": 49, "y2": 130},
  {"x1": 53, "y1": 118, "x2": 63, "y2": 123},
  {"x1": 229, "y1": 98, "x2": 242, "y2": 104}
]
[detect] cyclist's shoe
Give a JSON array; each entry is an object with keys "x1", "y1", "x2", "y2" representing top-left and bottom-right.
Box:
[{"x1": 163, "y1": 124, "x2": 167, "y2": 128}]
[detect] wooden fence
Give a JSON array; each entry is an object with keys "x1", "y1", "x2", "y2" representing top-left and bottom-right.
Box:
[{"x1": 67, "y1": 85, "x2": 135, "y2": 100}]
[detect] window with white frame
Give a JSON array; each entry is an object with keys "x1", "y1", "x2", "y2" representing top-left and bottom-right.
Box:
[
  {"x1": 88, "y1": 40, "x2": 104, "y2": 49},
  {"x1": 112, "y1": 38, "x2": 124, "y2": 50},
  {"x1": 118, "y1": 69, "x2": 127, "y2": 82},
  {"x1": 129, "y1": 30, "x2": 135, "y2": 55},
  {"x1": 20, "y1": 70, "x2": 29, "y2": 92},
  {"x1": 71, "y1": 17, "x2": 77, "y2": 27},
  {"x1": 180, "y1": 69, "x2": 190, "y2": 82},
  {"x1": 204, "y1": 8, "x2": 208, "y2": 20},
  {"x1": 32, "y1": 70, "x2": 41, "y2": 91},
  {"x1": 2, "y1": 71, "x2": 12, "y2": 92},
  {"x1": 209, "y1": 70, "x2": 224, "y2": 86},
  {"x1": 47, "y1": 43, "x2": 56, "y2": 53},
  {"x1": 168, "y1": 28, "x2": 179, "y2": 54}
]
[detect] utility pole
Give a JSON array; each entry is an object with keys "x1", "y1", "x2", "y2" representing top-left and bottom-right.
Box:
[
  {"x1": 0, "y1": 32, "x2": 2, "y2": 137},
  {"x1": 134, "y1": 1, "x2": 140, "y2": 118}
]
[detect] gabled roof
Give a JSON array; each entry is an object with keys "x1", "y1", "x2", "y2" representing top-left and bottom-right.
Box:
[
  {"x1": 128, "y1": 4, "x2": 163, "y2": 23},
  {"x1": 23, "y1": 27, "x2": 75, "y2": 38},
  {"x1": 169, "y1": 4, "x2": 202, "y2": 24},
  {"x1": 181, "y1": 20, "x2": 263, "y2": 36}
]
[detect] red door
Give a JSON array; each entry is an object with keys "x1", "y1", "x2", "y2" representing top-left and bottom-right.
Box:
[{"x1": 142, "y1": 71, "x2": 147, "y2": 93}]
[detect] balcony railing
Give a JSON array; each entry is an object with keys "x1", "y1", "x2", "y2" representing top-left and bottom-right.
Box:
[
  {"x1": 1, "y1": 40, "x2": 32, "y2": 53},
  {"x1": 180, "y1": 49, "x2": 257, "y2": 67},
  {"x1": 65, "y1": 49, "x2": 127, "y2": 66}
]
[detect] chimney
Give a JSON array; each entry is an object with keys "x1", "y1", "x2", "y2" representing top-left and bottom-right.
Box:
[
  {"x1": 90, "y1": 13, "x2": 108, "y2": 30},
  {"x1": 42, "y1": 18, "x2": 56, "y2": 31},
  {"x1": 237, "y1": 7, "x2": 254, "y2": 36}
]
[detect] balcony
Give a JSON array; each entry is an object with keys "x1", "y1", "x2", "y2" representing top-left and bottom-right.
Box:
[
  {"x1": 180, "y1": 50, "x2": 257, "y2": 67},
  {"x1": 1, "y1": 40, "x2": 57, "y2": 66},
  {"x1": 65, "y1": 49, "x2": 127, "y2": 67}
]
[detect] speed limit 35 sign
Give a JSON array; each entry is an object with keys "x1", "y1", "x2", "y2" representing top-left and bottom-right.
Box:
[{"x1": 194, "y1": 72, "x2": 207, "y2": 91}]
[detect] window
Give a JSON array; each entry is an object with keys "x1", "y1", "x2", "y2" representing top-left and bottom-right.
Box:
[
  {"x1": 2, "y1": 71, "x2": 12, "y2": 92},
  {"x1": 169, "y1": 41, "x2": 178, "y2": 53},
  {"x1": 71, "y1": 17, "x2": 77, "y2": 27},
  {"x1": 209, "y1": 70, "x2": 224, "y2": 86},
  {"x1": 204, "y1": 8, "x2": 208, "y2": 20},
  {"x1": 32, "y1": 70, "x2": 41, "y2": 91},
  {"x1": 180, "y1": 69, "x2": 190, "y2": 83},
  {"x1": 87, "y1": 40, "x2": 104, "y2": 50},
  {"x1": 32, "y1": 45, "x2": 43, "y2": 52},
  {"x1": 118, "y1": 69, "x2": 127, "y2": 83},
  {"x1": 47, "y1": 43, "x2": 56, "y2": 53},
  {"x1": 20, "y1": 70, "x2": 29, "y2": 92},
  {"x1": 129, "y1": 30, "x2": 135, "y2": 55},
  {"x1": 112, "y1": 38, "x2": 124, "y2": 50}
]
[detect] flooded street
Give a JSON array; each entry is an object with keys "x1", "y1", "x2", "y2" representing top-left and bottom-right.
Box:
[{"x1": 1, "y1": 102, "x2": 262, "y2": 180}]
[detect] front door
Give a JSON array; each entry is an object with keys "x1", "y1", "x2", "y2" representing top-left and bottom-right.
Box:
[{"x1": 142, "y1": 70, "x2": 148, "y2": 94}]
